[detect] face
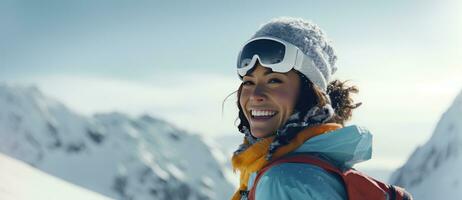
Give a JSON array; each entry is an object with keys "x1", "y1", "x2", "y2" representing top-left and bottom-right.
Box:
[{"x1": 239, "y1": 64, "x2": 300, "y2": 138}]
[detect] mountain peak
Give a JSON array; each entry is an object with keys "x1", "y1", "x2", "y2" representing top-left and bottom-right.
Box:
[
  {"x1": 0, "y1": 83, "x2": 234, "y2": 200},
  {"x1": 390, "y1": 88, "x2": 462, "y2": 199}
]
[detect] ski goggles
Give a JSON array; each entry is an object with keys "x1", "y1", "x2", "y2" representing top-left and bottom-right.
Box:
[{"x1": 236, "y1": 36, "x2": 327, "y2": 91}]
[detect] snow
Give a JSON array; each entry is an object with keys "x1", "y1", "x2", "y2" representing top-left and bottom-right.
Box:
[
  {"x1": 0, "y1": 153, "x2": 110, "y2": 200},
  {"x1": 210, "y1": 134, "x2": 242, "y2": 187},
  {"x1": 390, "y1": 89, "x2": 462, "y2": 199},
  {"x1": 0, "y1": 83, "x2": 234, "y2": 200}
]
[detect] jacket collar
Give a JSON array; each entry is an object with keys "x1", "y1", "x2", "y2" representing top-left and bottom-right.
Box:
[{"x1": 293, "y1": 124, "x2": 372, "y2": 168}]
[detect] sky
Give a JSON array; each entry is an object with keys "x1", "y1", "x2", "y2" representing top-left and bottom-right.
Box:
[{"x1": 1, "y1": 0, "x2": 461, "y2": 172}]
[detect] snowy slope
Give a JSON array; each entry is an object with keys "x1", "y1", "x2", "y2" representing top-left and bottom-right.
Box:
[
  {"x1": 0, "y1": 83, "x2": 233, "y2": 200},
  {"x1": 0, "y1": 153, "x2": 110, "y2": 200},
  {"x1": 390, "y1": 89, "x2": 462, "y2": 199},
  {"x1": 212, "y1": 134, "x2": 243, "y2": 187}
]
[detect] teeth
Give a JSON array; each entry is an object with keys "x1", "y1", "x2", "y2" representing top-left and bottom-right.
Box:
[{"x1": 251, "y1": 110, "x2": 276, "y2": 117}]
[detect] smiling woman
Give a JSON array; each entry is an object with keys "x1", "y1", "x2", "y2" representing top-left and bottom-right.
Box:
[
  {"x1": 230, "y1": 17, "x2": 413, "y2": 200},
  {"x1": 239, "y1": 64, "x2": 301, "y2": 138}
]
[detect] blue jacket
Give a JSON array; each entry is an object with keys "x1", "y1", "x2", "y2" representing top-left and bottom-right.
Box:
[{"x1": 246, "y1": 125, "x2": 373, "y2": 200}]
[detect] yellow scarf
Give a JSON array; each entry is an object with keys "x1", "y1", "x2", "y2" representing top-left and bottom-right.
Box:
[{"x1": 230, "y1": 123, "x2": 342, "y2": 200}]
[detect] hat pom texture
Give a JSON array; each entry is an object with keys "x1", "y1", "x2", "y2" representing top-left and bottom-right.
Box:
[{"x1": 251, "y1": 17, "x2": 338, "y2": 85}]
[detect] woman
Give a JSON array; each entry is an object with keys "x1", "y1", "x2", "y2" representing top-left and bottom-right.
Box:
[{"x1": 230, "y1": 17, "x2": 407, "y2": 200}]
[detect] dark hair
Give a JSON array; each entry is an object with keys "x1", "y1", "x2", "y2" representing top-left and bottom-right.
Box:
[
  {"x1": 326, "y1": 79, "x2": 362, "y2": 124},
  {"x1": 235, "y1": 71, "x2": 361, "y2": 133}
]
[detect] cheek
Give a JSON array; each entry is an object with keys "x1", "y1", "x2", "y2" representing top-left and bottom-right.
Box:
[
  {"x1": 272, "y1": 87, "x2": 298, "y2": 108},
  {"x1": 239, "y1": 89, "x2": 250, "y2": 109}
]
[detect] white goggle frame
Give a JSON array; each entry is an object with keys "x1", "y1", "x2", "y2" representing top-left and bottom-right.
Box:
[{"x1": 236, "y1": 36, "x2": 328, "y2": 91}]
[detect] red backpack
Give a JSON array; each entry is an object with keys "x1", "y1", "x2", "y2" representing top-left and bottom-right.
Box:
[{"x1": 248, "y1": 154, "x2": 413, "y2": 200}]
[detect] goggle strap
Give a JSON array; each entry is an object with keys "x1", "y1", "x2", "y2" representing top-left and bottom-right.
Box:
[{"x1": 298, "y1": 58, "x2": 327, "y2": 91}]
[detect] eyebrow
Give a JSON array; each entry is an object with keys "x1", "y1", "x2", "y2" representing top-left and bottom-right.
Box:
[{"x1": 245, "y1": 68, "x2": 275, "y2": 77}]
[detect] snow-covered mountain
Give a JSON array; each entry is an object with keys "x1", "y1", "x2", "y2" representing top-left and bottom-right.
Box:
[
  {"x1": 0, "y1": 83, "x2": 234, "y2": 200},
  {"x1": 390, "y1": 89, "x2": 462, "y2": 199},
  {"x1": 0, "y1": 153, "x2": 110, "y2": 200}
]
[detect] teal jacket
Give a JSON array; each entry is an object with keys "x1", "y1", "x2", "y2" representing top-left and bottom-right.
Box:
[{"x1": 246, "y1": 125, "x2": 373, "y2": 200}]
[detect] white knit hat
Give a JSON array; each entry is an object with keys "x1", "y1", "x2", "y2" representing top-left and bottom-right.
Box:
[{"x1": 250, "y1": 17, "x2": 337, "y2": 91}]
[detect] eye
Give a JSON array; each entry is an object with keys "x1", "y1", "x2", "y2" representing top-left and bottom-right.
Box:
[
  {"x1": 242, "y1": 80, "x2": 254, "y2": 86},
  {"x1": 268, "y1": 78, "x2": 282, "y2": 84}
]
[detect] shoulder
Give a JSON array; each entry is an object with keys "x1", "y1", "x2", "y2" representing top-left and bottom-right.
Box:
[{"x1": 255, "y1": 162, "x2": 347, "y2": 200}]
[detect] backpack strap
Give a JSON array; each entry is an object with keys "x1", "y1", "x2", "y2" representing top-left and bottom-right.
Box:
[{"x1": 248, "y1": 154, "x2": 413, "y2": 200}]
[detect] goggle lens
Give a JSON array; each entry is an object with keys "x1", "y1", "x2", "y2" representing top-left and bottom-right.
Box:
[{"x1": 237, "y1": 39, "x2": 286, "y2": 69}]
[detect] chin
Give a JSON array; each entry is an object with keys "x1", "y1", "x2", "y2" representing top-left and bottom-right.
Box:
[{"x1": 251, "y1": 129, "x2": 274, "y2": 138}]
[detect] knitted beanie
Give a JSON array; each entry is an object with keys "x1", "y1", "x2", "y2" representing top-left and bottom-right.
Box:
[{"x1": 250, "y1": 17, "x2": 338, "y2": 91}]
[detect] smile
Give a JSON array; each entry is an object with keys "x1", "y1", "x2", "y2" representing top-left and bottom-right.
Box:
[{"x1": 250, "y1": 109, "x2": 278, "y2": 120}]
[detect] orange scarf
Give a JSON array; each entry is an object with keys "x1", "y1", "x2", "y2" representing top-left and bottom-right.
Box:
[{"x1": 230, "y1": 123, "x2": 342, "y2": 200}]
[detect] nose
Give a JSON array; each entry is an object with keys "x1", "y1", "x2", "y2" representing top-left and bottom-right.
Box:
[{"x1": 250, "y1": 86, "x2": 266, "y2": 102}]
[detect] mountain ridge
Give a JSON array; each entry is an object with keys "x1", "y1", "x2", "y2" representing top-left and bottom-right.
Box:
[
  {"x1": 390, "y1": 89, "x2": 462, "y2": 199},
  {"x1": 0, "y1": 83, "x2": 233, "y2": 200}
]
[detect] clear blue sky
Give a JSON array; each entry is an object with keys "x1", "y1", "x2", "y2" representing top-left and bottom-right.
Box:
[
  {"x1": 2, "y1": 0, "x2": 458, "y2": 78},
  {"x1": 1, "y1": 0, "x2": 461, "y2": 173}
]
